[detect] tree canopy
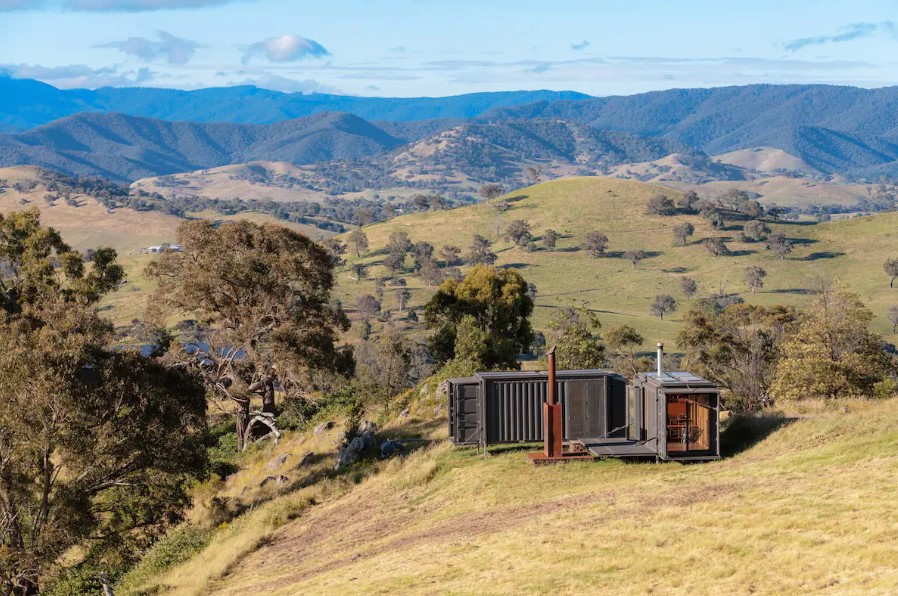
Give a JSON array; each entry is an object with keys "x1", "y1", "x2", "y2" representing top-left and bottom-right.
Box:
[
  {"x1": 147, "y1": 220, "x2": 351, "y2": 451},
  {"x1": 0, "y1": 209, "x2": 206, "y2": 594},
  {"x1": 770, "y1": 286, "x2": 894, "y2": 401},
  {"x1": 424, "y1": 265, "x2": 533, "y2": 369}
]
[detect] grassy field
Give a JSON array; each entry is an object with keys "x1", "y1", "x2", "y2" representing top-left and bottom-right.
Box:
[
  {"x1": 120, "y1": 394, "x2": 898, "y2": 595},
  {"x1": 336, "y1": 176, "x2": 898, "y2": 347}
]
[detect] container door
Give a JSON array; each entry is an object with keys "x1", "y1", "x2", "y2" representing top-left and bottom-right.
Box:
[
  {"x1": 563, "y1": 379, "x2": 604, "y2": 440},
  {"x1": 452, "y1": 382, "x2": 481, "y2": 444}
]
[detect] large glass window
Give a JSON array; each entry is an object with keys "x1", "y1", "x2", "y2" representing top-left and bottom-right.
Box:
[{"x1": 666, "y1": 394, "x2": 714, "y2": 453}]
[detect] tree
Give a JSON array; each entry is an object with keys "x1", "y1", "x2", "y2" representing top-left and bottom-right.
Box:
[
  {"x1": 672, "y1": 222, "x2": 695, "y2": 246},
  {"x1": 384, "y1": 250, "x2": 406, "y2": 274},
  {"x1": 439, "y1": 245, "x2": 461, "y2": 267},
  {"x1": 350, "y1": 263, "x2": 368, "y2": 281},
  {"x1": 479, "y1": 183, "x2": 504, "y2": 201},
  {"x1": 504, "y1": 219, "x2": 532, "y2": 247},
  {"x1": 147, "y1": 220, "x2": 351, "y2": 451},
  {"x1": 526, "y1": 166, "x2": 542, "y2": 185},
  {"x1": 424, "y1": 265, "x2": 533, "y2": 369},
  {"x1": 885, "y1": 258, "x2": 898, "y2": 288},
  {"x1": 678, "y1": 190, "x2": 699, "y2": 211},
  {"x1": 624, "y1": 249, "x2": 645, "y2": 268},
  {"x1": 320, "y1": 238, "x2": 346, "y2": 266},
  {"x1": 387, "y1": 230, "x2": 412, "y2": 257},
  {"x1": 583, "y1": 231, "x2": 608, "y2": 257},
  {"x1": 464, "y1": 234, "x2": 497, "y2": 265},
  {"x1": 743, "y1": 266, "x2": 767, "y2": 294},
  {"x1": 771, "y1": 286, "x2": 893, "y2": 401},
  {"x1": 418, "y1": 258, "x2": 445, "y2": 286},
  {"x1": 395, "y1": 288, "x2": 411, "y2": 313},
  {"x1": 678, "y1": 303, "x2": 797, "y2": 410},
  {"x1": 0, "y1": 209, "x2": 206, "y2": 593},
  {"x1": 704, "y1": 237, "x2": 731, "y2": 257},
  {"x1": 545, "y1": 306, "x2": 605, "y2": 369},
  {"x1": 356, "y1": 293, "x2": 381, "y2": 321},
  {"x1": 650, "y1": 294, "x2": 677, "y2": 319},
  {"x1": 742, "y1": 220, "x2": 770, "y2": 242},
  {"x1": 768, "y1": 232, "x2": 793, "y2": 259},
  {"x1": 543, "y1": 229, "x2": 559, "y2": 250},
  {"x1": 889, "y1": 305, "x2": 898, "y2": 332},
  {"x1": 347, "y1": 229, "x2": 369, "y2": 257},
  {"x1": 737, "y1": 198, "x2": 764, "y2": 218},
  {"x1": 354, "y1": 331, "x2": 415, "y2": 403},
  {"x1": 606, "y1": 324, "x2": 645, "y2": 379},
  {"x1": 680, "y1": 276, "x2": 698, "y2": 298},
  {"x1": 646, "y1": 194, "x2": 676, "y2": 215}
]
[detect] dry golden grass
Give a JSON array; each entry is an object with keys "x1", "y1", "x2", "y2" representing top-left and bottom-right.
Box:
[{"x1": 190, "y1": 399, "x2": 898, "y2": 595}]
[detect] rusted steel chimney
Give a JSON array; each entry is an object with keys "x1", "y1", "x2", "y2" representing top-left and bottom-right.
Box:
[
  {"x1": 547, "y1": 346, "x2": 557, "y2": 406},
  {"x1": 657, "y1": 342, "x2": 664, "y2": 377}
]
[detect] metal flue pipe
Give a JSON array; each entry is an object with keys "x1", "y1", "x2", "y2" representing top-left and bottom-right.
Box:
[
  {"x1": 547, "y1": 345, "x2": 557, "y2": 405},
  {"x1": 657, "y1": 342, "x2": 664, "y2": 377}
]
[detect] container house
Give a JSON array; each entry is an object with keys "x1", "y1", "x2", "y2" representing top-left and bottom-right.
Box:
[{"x1": 447, "y1": 349, "x2": 720, "y2": 462}]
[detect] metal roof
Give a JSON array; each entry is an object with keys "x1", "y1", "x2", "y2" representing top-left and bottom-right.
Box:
[
  {"x1": 474, "y1": 369, "x2": 614, "y2": 381},
  {"x1": 638, "y1": 371, "x2": 717, "y2": 388}
]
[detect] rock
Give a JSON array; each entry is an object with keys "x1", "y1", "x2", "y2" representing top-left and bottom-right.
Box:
[
  {"x1": 398, "y1": 407, "x2": 410, "y2": 419},
  {"x1": 335, "y1": 436, "x2": 366, "y2": 469},
  {"x1": 419, "y1": 385, "x2": 429, "y2": 397},
  {"x1": 380, "y1": 440, "x2": 405, "y2": 459},
  {"x1": 314, "y1": 421, "x2": 334, "y2": 435},
  {"x1": 334, "y1": 421, "x2": 378, "y2": 469},
  {"x1": 436, "y1": 379, "x2": 449, "y2": 399},
  {"x1": 259, "y1": 474, "x2": 289, "y2": 488},
  {"x1": 265, "y1": 453, "x2": 289, "y2": 470}
]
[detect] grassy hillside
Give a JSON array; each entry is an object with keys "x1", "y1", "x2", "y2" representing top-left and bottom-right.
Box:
[
  {"x1": 336, "y1": 176, "x2": 898, "y2": 347},
  {"x1": 121, "y1": 393, "x2": 898, "y2": 595}
]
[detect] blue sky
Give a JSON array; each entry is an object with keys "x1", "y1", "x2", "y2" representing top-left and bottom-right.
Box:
[{"x1": 1, "y1": 0, "x2": 897, "y2": 96}]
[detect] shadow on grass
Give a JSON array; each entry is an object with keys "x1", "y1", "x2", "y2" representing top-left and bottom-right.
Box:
[
  {"x1": 720, "y1": 412, "x2": 796, "y2": 458},
  {"x1": 803, "y1": 251, "x2": 846, "y2": 261},
  {"x1": 766, "y1": 288, "x2": 817, "y2": 295}
]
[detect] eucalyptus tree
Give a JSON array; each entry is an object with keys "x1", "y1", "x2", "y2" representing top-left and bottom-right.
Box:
[{"x1": 148, "y1": 220, "x2": 352, "y2": 451}]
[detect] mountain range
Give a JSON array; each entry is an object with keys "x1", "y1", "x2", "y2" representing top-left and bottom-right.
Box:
[
  {"x1": 0, "y1": 77, "x2": 588, "y2": 131},
  {"x1": 4, "y1": 78, "x2": 898, "y2": 184}
]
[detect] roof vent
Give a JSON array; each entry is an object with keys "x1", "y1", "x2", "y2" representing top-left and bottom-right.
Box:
[{"x1": 657, "y1": 342, "x2": 664, "y2": 377}]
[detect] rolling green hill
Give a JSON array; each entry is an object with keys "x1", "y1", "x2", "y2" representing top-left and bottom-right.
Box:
[
  {"x1": 115, "y1": 389, "x2": 898, "y2": 595},
  {"x1": 336, "y1": 176, "x2": 898, "y2": 348}
]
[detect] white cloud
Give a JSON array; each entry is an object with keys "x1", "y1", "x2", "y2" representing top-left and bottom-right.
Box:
[
  {"x1": 95, "y1": 31, "x2": 201, "y2": 64},
  {"x1": 242, "y1": 34, "x2": 331, "y2": 64},
  {"x1": 785, "y1": 21, "x2": 898, "y2": 52},
  {"x1": 217, "y1": 71, "x2": 340, "y2": 94},
  {"x1": 0, "y1": 63, "x2": 156, "y2": 88}
]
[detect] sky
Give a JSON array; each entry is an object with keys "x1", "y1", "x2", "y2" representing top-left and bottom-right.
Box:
[{"x1": 1, "y1": 0, "x2": 898, "y2": 97}]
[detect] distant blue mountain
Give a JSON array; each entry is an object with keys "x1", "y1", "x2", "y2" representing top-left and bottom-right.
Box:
[{"x1": 0, "y1": 77, "x2": 591, "y2": 131}]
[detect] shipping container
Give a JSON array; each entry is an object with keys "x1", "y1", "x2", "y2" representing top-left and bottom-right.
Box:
[{"x1": 448, "y1": 369, "x2": 720, "y2": 462}]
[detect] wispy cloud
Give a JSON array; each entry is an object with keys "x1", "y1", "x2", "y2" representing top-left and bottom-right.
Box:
[
  {"x1": 0, "y1": 63, "x2": 155, "y2": 88},
  {"x1": 95, "y1": 31, "x2": 201, "y2": 64},
  {"x1": 527, "y1": 63, "x2": 552, "y2": 74},
  {"x1": 571, "y1": 40, "x2": 590, "y2": 51},
  {"x1": 242, "y1": 34, "x2": 331, "y2": 64},
  {"x1": 215, "y1": 71, "x2": 340, "y2": 94},
  {"x1": 0, "y1": 0, "x2": 254, "y2": 11},
  {"x1": 785, "y1": 21, "x2": 897, "y2": 51}
]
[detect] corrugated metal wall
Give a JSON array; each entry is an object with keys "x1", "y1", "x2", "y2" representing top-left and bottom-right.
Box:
[{"x1": 485, "y1": 380, "x2": 548, "y2": 443}]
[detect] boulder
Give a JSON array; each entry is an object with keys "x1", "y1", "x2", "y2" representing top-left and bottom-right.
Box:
[
  {"x1": 380, "y1": 440, "x2": 405, "y2": 459},
  {"x1": 334, "y1": 421, "x2": 378, "y2": 469},
  {"x1": 314, "y1": 421, "x2": 334, "y2": 435},
  {"x1": 259, "y1": 474, "x2": 289, "y2": 488},
  {"x1": 265, "y1": 453, "x2": 289, "y2": 470}
]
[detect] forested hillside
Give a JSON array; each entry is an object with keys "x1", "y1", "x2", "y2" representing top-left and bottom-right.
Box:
[{"x1": 0, "y1": 77, "x2": 588, "y2": 130}]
